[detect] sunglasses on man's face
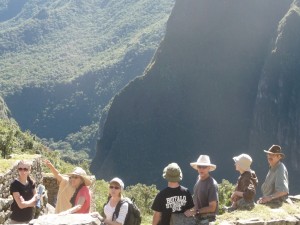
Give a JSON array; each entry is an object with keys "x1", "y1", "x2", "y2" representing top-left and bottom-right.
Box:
[
  {"x1": 197, "y1": 165, "x2": 208, "y2": 169},
  {"x1": 18, "y1": 167, "x2": 29, "y2": 172},
  {"x1": 70, "y1": 175, "x2": 80, "y2": 179},
  {"x1": 109, "y1": 185, "x2": 120, "y2": 190}
]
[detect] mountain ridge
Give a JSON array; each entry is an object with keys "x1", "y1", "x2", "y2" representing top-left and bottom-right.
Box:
[{"x1": 91, "y1": 0, "x2": 300, "y2": 191}]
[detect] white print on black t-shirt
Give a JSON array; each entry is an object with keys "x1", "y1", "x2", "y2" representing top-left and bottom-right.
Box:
[{"x1": 166, "y1": 196, "x2": 187, "y2": 212}]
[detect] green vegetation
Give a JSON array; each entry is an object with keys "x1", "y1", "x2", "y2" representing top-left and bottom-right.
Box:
[
  {"x1": 0, "y1": 0, "x2": 175, "y2": 159},
  {"x1": 0, "y1": 0, "x2": 174, "y2": 96},
  {"x1": 218, "y1": 179, "x2": 235, "y2": 214}
]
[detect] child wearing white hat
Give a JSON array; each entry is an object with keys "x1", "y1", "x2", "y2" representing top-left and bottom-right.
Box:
[{"x1": 227, "y1": 154, "x2": 258, "y2": 212}]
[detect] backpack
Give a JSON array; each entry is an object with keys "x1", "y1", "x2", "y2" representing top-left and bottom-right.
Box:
[{"x1": 113, "y1": 197, "x2": 142, "y2": 225}]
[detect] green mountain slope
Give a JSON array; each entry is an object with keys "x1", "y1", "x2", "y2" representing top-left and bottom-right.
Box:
[{"x1": 0, "y1": 0, "x2": 174, "y2": 150}]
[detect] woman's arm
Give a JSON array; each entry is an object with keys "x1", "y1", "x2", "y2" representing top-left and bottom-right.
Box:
[
  {"x1": 44, "y1": 159, "x2": 63, "y2": 183},
  {"x1": 59, "y1": 196, "x2": 86, "y2": 214},
  {"x1": 12, "y1": 192, "x2": 37, "y2": 209}
]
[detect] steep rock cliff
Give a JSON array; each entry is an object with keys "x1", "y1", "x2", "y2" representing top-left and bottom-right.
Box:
[
  {"x1": 250, "y1": 0, "x2": 300, "y2": 191},
  {"x1": 91, "y1": 0, "x2": 298, "y2": 190}
]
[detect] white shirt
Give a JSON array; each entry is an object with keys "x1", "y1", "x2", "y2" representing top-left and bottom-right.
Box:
[{"x1": 104, "y1": 200, "x2": 129, "y2": 224}]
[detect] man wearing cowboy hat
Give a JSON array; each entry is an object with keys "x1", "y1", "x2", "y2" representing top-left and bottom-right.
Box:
[
  {"x1": 151, "y1": 163, "x2": 194, "y2": 225},
  {"x1": 258, "y1": 145, "x2": 289, "y2": 207},
  {"x1": 185, "y1": 155, "x2": 218, "y2": 223}
]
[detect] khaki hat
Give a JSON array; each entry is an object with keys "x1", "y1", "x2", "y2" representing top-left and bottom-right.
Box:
[
  {"x1": 233, "y1": 154, "x2": 252, "y2": 171},
  {"x1": 163, "y1": 162, "x2": 182, "y2": 182},
  {"x1": 264, "y1": 145, "x2": 285, "y2": 159},
  {"x1": 190, "y1": 155, "x2": 216, "y2": 171},
  {"x1": 68, "y1": 167, "x2": 92, "y2": 186}
]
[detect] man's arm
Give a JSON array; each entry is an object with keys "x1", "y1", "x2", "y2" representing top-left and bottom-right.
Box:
[
  {"x1": 152, "y1": 211, "x2": 161, "y2": 225},
  {"x1": 198, "y1": 201, "x2": 217, "y2": 214}
]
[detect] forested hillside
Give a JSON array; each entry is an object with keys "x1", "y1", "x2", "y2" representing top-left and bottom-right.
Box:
[
  {"x1": 91, "y1": 0, "x2": 300, "y2": 192},
  {"x1": 0, "y1": 0, "x2": 174, "y2": 154}
]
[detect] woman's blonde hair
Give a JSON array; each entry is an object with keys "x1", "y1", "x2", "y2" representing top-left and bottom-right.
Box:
[{"x1": 17, "y1": 160, "x2": 35, "y2": 184}]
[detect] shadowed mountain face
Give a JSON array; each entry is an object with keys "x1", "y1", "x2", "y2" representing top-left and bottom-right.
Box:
[{"x1": 91, "y1": 0, "x2": 300, "y2": 191}]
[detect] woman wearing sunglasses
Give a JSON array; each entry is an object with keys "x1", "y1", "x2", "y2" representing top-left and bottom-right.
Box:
[
  {"x1": 59, "y1": 167, "x2": 92, "y2": 214},
  {"x1": 9, "y1": 160, "x2": 38, "y2": 224},
  {"x1": 94, "y1": 177, "x2": 128, "y2": 225}
]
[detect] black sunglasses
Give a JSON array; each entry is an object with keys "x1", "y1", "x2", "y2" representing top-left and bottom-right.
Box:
[{"x1": 18, "y1": 167, "x2": 29, "y2": 172}]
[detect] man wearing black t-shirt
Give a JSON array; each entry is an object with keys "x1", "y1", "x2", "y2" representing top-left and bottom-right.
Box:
[{"x1": 151, "y1": 163, "x2": 194, "y2": 225}]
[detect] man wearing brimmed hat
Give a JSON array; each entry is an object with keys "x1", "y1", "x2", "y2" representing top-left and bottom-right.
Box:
[
  {"x1": 186, "y1": 155, "x2": 218, "y2": 223},
  {"x1": 226, "y1": 154, "x2": 258, "y2": 212},
  {"x1": 151, "y1": 163, "x2": 194, "y2": 225},
  {"x1": 258, "y1": 145, "x2": 289, "y2": 208}
]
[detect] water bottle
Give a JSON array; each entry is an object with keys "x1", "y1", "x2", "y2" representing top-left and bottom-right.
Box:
[{"x1": 36, "y1": 184, "x2": 45, "y2": 208}]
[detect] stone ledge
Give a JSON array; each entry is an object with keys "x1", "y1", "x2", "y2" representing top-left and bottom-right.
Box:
[
  {"x1": 171, "y1": 213, "x2": 300, "y2": 225},
  {"x1": 29, "y1": 214, "x2": 101, "y2": 225}
]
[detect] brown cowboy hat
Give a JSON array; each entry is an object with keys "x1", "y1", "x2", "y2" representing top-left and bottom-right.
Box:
[{"x1": 263, "y1": 145, "x2": 285, "y2": 159}]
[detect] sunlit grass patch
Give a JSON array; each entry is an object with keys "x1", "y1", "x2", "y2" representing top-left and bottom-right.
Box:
[
  {"x1": 0, "y1": 154, "x2": 40, "y2": 173},
  {"x1": 217, "y1": 202, "x2": 300, "y2": 223}
]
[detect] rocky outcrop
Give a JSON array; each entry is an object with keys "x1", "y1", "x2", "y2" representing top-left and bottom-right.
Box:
[{"x1": 91, "y1": 0, "x2": 299, "y2": 190}]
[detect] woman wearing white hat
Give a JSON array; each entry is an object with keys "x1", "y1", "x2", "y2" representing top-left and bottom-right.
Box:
[
  {"x1": 93, "y1": 177, "x2": 129, "y2": 225},
  {"x1": 59, "y1": 167, "x2": 92, "y2": 214},
  {"x1": 185, "y1": 155, "x2": 218, "y2": 223}
]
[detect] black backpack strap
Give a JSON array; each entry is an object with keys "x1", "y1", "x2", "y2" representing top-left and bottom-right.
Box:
[{"x1": 113, "y1": 199, "x2": 125, "y2": 221}]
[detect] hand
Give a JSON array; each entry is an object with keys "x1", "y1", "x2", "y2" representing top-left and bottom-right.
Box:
[
  {"x1": 184, "y1": 208, "x2": 196, "y2": 217},
  {"x1": 43, "y1": 159, "x2": 52, "y2": 167},
  {"x1": 257, "y1": 196, "x2": 271, "y2": 204},
  {"x1": 91, "y1": 212, "x2": 104, "y2": 222}
]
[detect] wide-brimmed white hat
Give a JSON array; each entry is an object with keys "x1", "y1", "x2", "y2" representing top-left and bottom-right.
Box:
[
  {"x1": 233, "y1": 154, "x2": 252, "y2": 171},
  {"x1": 110, "y1": 177, "x2": 125, "y2": 190},
  {"x1": 68, "y1": 167, "x2": 92, "y2": 186},
  {"x1": 190, "y1": 155, "x2": 216, "y2": 171}
]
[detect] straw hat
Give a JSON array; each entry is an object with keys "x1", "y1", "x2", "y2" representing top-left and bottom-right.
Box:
[
  {"x1": 190, "y1": 155, "x2": 216, "y2": 171},
  {"x1": 68, "y1": 167, "x2": 92, "y2": 186}
]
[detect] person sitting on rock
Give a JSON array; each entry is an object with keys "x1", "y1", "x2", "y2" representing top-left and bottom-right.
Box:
[
  {"x1": 257, "y1": 145, "x2": 289, "y2": 208},
  {"x1": 59, "y1": 167, "x2": 92, "y2": 214},
  {"x1": 92, "y1": 177, "x2": 129, "y2": 225},
  {"x1": 226, "y1": 154, "x2": 258, "y2": 212}
]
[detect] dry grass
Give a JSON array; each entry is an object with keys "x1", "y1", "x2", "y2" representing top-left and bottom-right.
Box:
[
  {"x1": 0, "y1": 154, "x2": 40, "y2": 173},
  {"x1": 217, "y1": 202, "x2": 300, "y2": 223}
]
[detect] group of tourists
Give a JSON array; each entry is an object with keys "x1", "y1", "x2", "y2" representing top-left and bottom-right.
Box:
[
  {"x1": 8, "y1": 158, "x2": 129, "y2": 225},
  {"x1": 8, "y1": 144, "x2": 289, "y2": 225},
  {"x1": 151, "y1": 144, "x2": 289, "y2": 225}
]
